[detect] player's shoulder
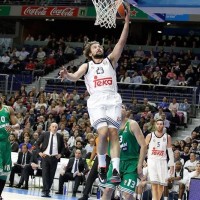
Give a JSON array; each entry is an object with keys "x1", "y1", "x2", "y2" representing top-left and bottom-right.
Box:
[{"x1": 2, "y1": 105, "x2": 12, "y2": 111}]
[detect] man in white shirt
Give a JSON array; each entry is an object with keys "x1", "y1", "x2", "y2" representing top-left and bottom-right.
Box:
[{"x1": 37, "y1": 122, "x2": 64, "y2": 197}]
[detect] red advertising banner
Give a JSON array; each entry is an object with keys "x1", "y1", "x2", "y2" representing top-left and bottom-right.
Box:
[{"x1": 21, "y1": 6, "x2": 79, "y2": 17}]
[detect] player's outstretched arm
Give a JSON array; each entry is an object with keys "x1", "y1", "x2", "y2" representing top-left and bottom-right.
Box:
[
  {"x1": 108, "y1": 4, "x2": 130, "y2": 67},
  {"x1": 59, "y1": 63, "x2": 88, "y2": 82}
]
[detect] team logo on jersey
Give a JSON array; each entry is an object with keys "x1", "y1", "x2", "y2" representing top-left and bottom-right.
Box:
[
  {"x1": 151, "y1": 147, "x2": 164, "y2": 156},
  {"x1": 93, "y1": 76, "x2": 112, "y2": 87},
  {"x1": 96, "y1": 67, "x2": 104, "y2": 74}
]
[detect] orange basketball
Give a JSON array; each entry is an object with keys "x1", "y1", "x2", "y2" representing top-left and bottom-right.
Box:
[{"x1": 116, "y1": 1, "x2": 128, "y2": 19}]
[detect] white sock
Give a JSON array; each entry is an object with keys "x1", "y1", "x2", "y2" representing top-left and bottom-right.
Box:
[
  {"x1": 98, "y1": 154, "x2": 106, "y2": 167},
  {"x1": 164, "y1": 197, "x2": 168, "y2": 200},
  {"x1": 112, "y1": 157, "x2": 120, "y2": 173},
  {"x1": 137, "y1": 194, "x2": 141, "y2": 200},
  {"x1": 133, "y1": 193, "x2": 137, "y2": 199},
  {"x1": 178, "y1": 199, "x2": 181, "y2": 200}
]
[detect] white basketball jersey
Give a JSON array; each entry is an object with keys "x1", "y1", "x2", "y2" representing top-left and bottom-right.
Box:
[
  {"x1": 148, "y1": 132, "x2": 168, "y2": 160},
  {"x1": 84, "y1": 58, "x2": 118, "y2": 95}
]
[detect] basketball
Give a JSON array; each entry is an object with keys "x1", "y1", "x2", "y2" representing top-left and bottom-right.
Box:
[{"x1": 116, "y1": 1, "x2": 128, "y2": 19}]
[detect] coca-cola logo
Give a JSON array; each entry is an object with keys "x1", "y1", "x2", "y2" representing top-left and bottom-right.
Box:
[
  {"x1": 22, "y1": 6, "x2": 79, "y2": 17},
  {"x1": 23, "y1": 7, "x2": 48, "y2": 16},
  {"x1": 50, "y1": 8, "x2": 75, "y2": 16}
]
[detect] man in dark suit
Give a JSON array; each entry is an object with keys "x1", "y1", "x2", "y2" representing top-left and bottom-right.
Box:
[
  {"x1": 15, "y1": 150, "x2": 42, "y2": 189},
  {"x1": 55, "y1": 149, "x2": 89, "y2": 197},
  {"x1": 37, "y1": 122, "x2": 64, "y2": 198},
  {"x1": 8, "y1": 144, "x2": 31, "y2": 187}
]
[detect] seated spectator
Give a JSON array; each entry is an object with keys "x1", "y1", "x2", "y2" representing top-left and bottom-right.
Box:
[
  {"x1": 167, "y1": 75, "x2": 179, "y2": 87},
  {"x1": 9, "y1": 133, "x2": 19, "y2": 152},
  {"x1": 169, "y1": 98, "x2": 179, "y2": 112},
  {"x1": 14, "y1": 100, "x2": 27, "y2": 116},
  {"x1": 37, "y1": 47, "x2": 46, "y2": 62},
  {"x1": 44, "y1": 54, "x2": 56, "y2": 74},
  {"x1": 16, "y1": 112, "x2": 24, "y2": 126},
  {"x1": 25, "y1": 59, "x2": 36, "y2": 71},
  {"x1": 14, "y1": 150, "x2": 42, "y2": 190},
  {"x1": 146, "y1": 53, "x2": 157, "y2": 67},
  {"x1": 160, "y1": 113, "x2": 171, "y2": 134},
  {"x1": 178, "y1": 98, "x2": 190, "y2": 125},
  {"x1": 166, "y1": 68, "x2": 176, "y2": 80},
  {"x1": 55, "y1": 100, "x2": 66, "y2": 115},
  {"x1": 18, "y1": 47, "x2": 29, "y2": 61},
  {"x1": 168, "y1": 108, "x2": 180, "y2": 133},
  {"x1": 70, "y1": 141, "x2": 87, "y2": 159},
  {"x1": 178, "y1": 72, "x2": 187, "y2": 86},
  {"x1": 174, "y1": 150, "x2": 185, "y2": 166},
  {"x1": 57, "y1": 123, "x2": 70, "y2": 139},
  {"x1": 128, "y1": 72, "x2": 142, "y2": 89},
  {"x1": 8, "y1": 144, "x2": 32, "y2": 187},
  {"x1": 50, "y1": 90, "x2": 59, "y2": 101},
  {"x1": 140, "y1": 106, "x2": 152, "y2": 120},
  {"x1": 179, "y1": 140, "x2": 187, "y2": 152},
  {"x1": 183, "y1": 153, "x2": 198, "y2": 178},
  {"x1": 167, "y1": 161, "x2": 184, "y2": 200},
  {"x1": 139, "y1": 98, "x2": 157, "y2": 113},
  {"x1": 157, "y1": 97, "x2": 169, "y2": 112},
  {"x1": 85, "y1": 137, "x2": 95, "y2": 156},
  {"x1": 154, "y1": 107, "x2": 164, "y2": 121},
  {"x1": 55, "y1": 149, "x2": 89, "y2": 197},
  {"x1": 120, "y1": 71, "x2": 131, "y2": 84},
  {"x1": 30, "y1": 132, "x2": 39, "y2": 147},
  {"x1": 19, "y1": 135, "x2": 32, "y2": 151},
  {"x1": 142, "y1": 123, "x2": 150, "y2": 138},
  {"x1": 129, "y1": 98, "x2": 140, "y2": 115},
  {"x1": 190, "y1": 140, "x2": 200, "y2": 160},
  {"x1": 35, "y1": 97, "x2": 48, "y2": 111},
  {"x1": 191, "y1": 56, "x2": 200, "y2": 69},
  {"x1": 77, "y1": 112, "x2": 90, "y2": 126},
  {"x1": 146, "y1": 116, "x2": 156, "y2": 132},
  {"x1": 134, "y1": 46, "x2": 145, "y2": 62}
]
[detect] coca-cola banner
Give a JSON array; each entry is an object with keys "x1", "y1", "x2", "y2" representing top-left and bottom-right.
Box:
[{"x1": 21, "y1": 6, "x2": 79, "y2": 17}]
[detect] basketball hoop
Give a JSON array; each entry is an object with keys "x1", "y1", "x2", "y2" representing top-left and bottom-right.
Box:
[{"x1": 92, "y1": 0, "x2": 123, "y2": 28}]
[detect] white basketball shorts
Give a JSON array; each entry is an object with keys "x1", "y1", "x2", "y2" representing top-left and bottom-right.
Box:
[
  {"x1": 87, "y1": 92, "x2": 122, "y2": 130},
  {"x1": 147, "y1": 158, "x2": 168, "y2": 186}
]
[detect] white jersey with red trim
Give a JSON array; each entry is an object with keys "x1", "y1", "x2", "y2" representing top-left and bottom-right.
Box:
[
  {"x1": 148, "y1": 132, "x2": 168, "y2": 160},
  {"x1": 84, "y1": 57, "x2": 118, "y2": 95}
]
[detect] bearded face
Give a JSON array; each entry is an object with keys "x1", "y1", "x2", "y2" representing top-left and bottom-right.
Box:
[{"x1": 93, "y1": 53, "x2": 104, "y2": 59}]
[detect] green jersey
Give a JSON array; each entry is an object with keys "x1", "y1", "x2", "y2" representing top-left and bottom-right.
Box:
[
  {"x1": 119, "y1": 120, "x2": 140, "y2": 161},
  {"x1": 0, "y1": 105, "x2": 11, "y2": 141}
]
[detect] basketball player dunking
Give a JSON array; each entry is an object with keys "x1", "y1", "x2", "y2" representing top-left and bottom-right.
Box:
[{"x1": 59, "y1": 6, "x2": 130, "y2": 184}]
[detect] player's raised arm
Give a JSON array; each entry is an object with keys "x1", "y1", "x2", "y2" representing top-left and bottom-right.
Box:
[{"x1": 108, "y1": 4, "x2": 130, "y2": 66}]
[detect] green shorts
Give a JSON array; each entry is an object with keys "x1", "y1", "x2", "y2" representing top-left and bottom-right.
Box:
[
  {"x1": 100, "y1": 159, "x2": 138, "y2": 195},
  {"x1": 0, "y1": 141, "x2": 12, "y2": 176}
]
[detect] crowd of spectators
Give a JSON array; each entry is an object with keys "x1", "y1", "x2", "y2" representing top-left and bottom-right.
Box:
[
  {"x1": 0, "y1": 35, "x2": 79, "y2": 76},
  {"x1": 116, "y1": 45, "x2": 200, "y2": 89}
]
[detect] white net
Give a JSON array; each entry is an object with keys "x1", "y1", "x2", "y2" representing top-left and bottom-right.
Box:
[{"x1": 92, "y1": 0, "x2": 123, "y2": 29}]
